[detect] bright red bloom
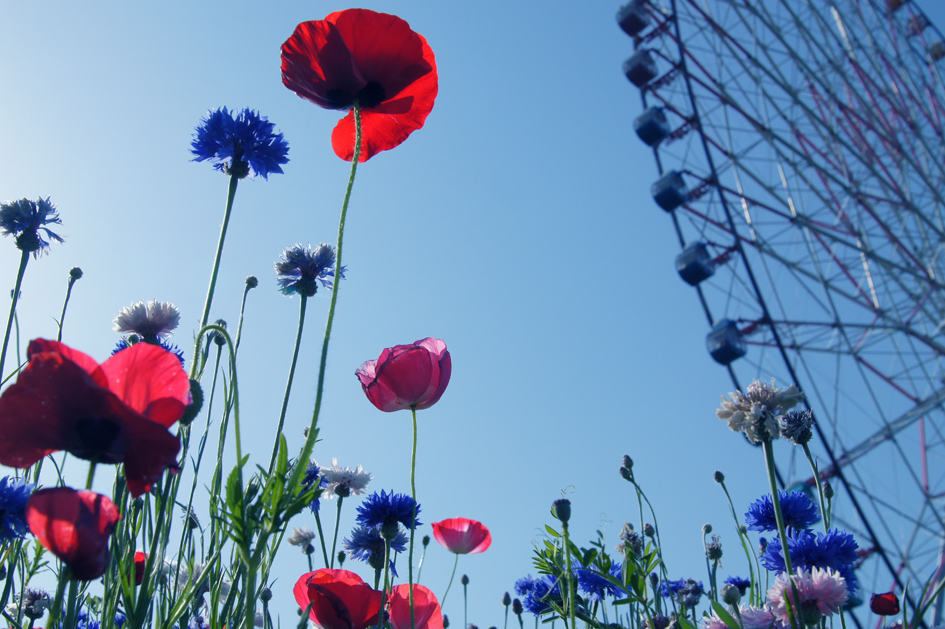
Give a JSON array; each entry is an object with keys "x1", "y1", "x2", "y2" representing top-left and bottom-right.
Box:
[
  {"x1": 281, "y1": 9, "x2": 438, "y2": 162},
  {"x1": 134, "y1": 551, "x2": 147, "y2": 585},
  {"x1": 356, "y1": 338, "x2": 451, "y2": 412},
  {"x1": 293, "y1": 569, "x2": 383, "y2": 629},
  {"x1": 389, "y1": 584, "x2": 443, "y2": 629},
  {"x1": 432, "y1": 517, "x2": 492, "y2": 554},
  {"x1": 0, "y1": 340, "x2": 191, "y2": 497},
  {"x1": 870, "y1": 592, "x2": 900, "y2": 616},
  {"x1": 26, "y1": 487, "x2": 120, "y2": 580}
]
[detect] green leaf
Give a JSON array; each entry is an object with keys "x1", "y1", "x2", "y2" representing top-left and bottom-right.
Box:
[
  {"x1": 711, "y1": 602, "x2": 741, "y2": 629},
  {"x1": 678, "y1": 616, "x2": 699, "y2": 629},
  {"x1": 545, "y1": 525, "x2": 561, "y2": 538}
]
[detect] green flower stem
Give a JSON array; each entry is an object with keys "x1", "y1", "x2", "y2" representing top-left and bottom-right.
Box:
[
  {"x1": 463, "y1": 579, "x2": 468, "y2": 629},
  {"x1": 561, "y1": 521, "x2": 576, "y2": 629},
  {"x1": 192, "y1": 174, "x2": 239, "y2": 380},
  {"x1": 268, "y1": 294, "x2": 307, "y2": 473},
  {"x1": 801, "y1": 443, "x2": 830, "y2": 531},
  {"x1": 313, "y1": 511, "x2": 331, "y2": 568},
  {"x1": 0, "y1": 249, "x2": 29, "y2": 382},
  {"x1": 45, "y1": 565, "x2": 70, "y2": 629},
  {"x1": 409, "y1": 407, "x2": 419, "y2": 629},
  {"x1": 234, "y1": 280, "x2": 255, "y2": 355},
  {"x1": 329, "y1": 495, "x2": 345, "y2": 568},
  {"x1": 762, "y1": 439, "x2": 802, "y2": 629},
  {"x1": 285, "y1": 102, "x2": 361, "y2": 502},
  {"x1": 717, "y1": 479, "x2": 759, "y2": 605},
  {"x1": 86, "y1": 461, "x2": 97, "y2": 491},
  {"x1": 57, "y1": 273, "x2": 80, "y2": 342},
  {"x1": 441, "y1": 554, "x2": 459, "y2": 605},
  {"x1": 376, "y1": 539, "x2": 392, "y2": 629}
]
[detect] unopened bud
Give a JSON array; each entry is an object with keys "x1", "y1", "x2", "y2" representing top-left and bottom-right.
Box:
[
  {"x1": 337, "y1": 551, "x2": 346, "y2": 566},
  {"x1": 461, "y1": 574, "x2": 470, "y2": 586},
  {"x1": 513, "y1": 599, "x2": 523, "y2": 615},
  {"x1": 702, "y1": 523, "x2": 713, "y2": 534},
  {"x1": 260, "y1": 587, "x2": 272, "y2": 602},
  {"x1": 69, "y1": 267, "x2": 83, "y2": 281},
  {"x1": 823, "y1": 481, "x2": 834, "y2": 499},
  {"x1": 643, "y1": 523, "x2": 655, "y2": 537},
  {"x1": 502, "y1": 592, "x2": 511, "y2": 606},
  {"x1": 553, "y1": 498, "x2": 571, "y2": 524},
  {"x1": 444, "y1": 616, "x2": 451, "y2": 629},
  {"x1": 619, "y1": 466, "x2": 633, "y2": 482},
  {"x1": 423, "y1": 535, "x2": 431, "y2": 547},
  {"x1": 713, "y1": 471, "x2": 725, "y2": 483},
  {"x1": 721, "y1": 584, "x2": 740, "y2": 606},
  {"x1": 246, "y1": 276, "x2": 258, "y2": 289},
  {"x1": 304, "y1": 543, "x2": 315, "y2": 556}
]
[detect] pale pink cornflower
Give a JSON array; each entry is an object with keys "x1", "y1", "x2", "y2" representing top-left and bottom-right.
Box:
[
  {"x1": 717, "y1": 379, "x2": 803, "y2": 444},
  {"x1": 319, "y1": 458, "x2": 372, "y2": 498},
  {"x1": 767, "y1": 567, "x2": 848, "y2": 626}
]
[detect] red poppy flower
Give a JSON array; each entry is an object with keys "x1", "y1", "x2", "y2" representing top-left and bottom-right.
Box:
[
  {"x1": 134, "y1": 551, "x2": 147, "y2": 585},
  {"x1": 356, "y1": 338, "x2": 451, "y2": 412},
  {"x1": 293, "y1": 569, "x2": 383, "y2": 629},
  {"x1": 870, "y1": 592, "x2": 900, "y2": 616},
  {"x1": 26, "y1": 487, "x2": 120, "y2": 581},
  {"x1": 0, "y1": 339, "x2": 191, "y2": 497},
  {"x1": 281, "y1": 9, "x2": 438, "y2": 162},
  {"x1": 389, "y1": 584, "x2": 443, "y2": 629},
  {"x1": 432, "y1": 518, "x2": 492, "y2": 555}
]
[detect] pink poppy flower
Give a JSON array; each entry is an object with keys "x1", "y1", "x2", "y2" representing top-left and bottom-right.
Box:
[
  {"x1": 0, "y1": 340, "x2": 191, "y2": 497},
  {"x1": 281, "y1": 9, "x2": 438, "y2": 162},
  {"x1": 356, "y1": 338, "x2": 451, "y2": 412},
  {"x1": 389, "y1": 584, "x2": 443, "y2": 629},
  {"x1": 432, "y1": 518, "x2": 492, "y2": 554},
  {"x1": 26, "y1": 487, "x2": 120, "y2": 581},
  {"x1": 293, "y1": 569, "x2": 383, "y2": 629}
]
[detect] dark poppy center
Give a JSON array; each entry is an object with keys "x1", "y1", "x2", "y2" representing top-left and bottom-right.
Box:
[
  {"x1": 74, "y1": 417, "x2": 121, "y2": 462},
  {"x1": 357, "y1": 81, "x2": 386, "y2": 109},
  {"x1": 324, "y1": 88, "x2": 354, "y2": 110}
]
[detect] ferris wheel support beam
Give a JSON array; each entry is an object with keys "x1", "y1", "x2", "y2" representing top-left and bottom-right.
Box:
[{"x1": 664, "y1": 0, "x2": 925, "y2": 616}]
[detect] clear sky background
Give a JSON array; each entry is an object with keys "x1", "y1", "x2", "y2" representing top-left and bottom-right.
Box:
[{"x1": 2, "y1": 1, "x2": 945, "y2": 627}]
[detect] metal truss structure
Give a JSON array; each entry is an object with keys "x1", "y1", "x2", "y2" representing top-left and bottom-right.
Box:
[{"x1": 620, "y1": 0, "x2": 945, "y2": 621}]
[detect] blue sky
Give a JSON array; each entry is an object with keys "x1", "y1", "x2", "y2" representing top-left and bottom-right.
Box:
[{"x1": 2, "y1": 1, "x2": 945, "y2": 626}]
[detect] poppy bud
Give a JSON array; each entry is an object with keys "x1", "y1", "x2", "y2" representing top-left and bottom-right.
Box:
[
  {"x1": 713, "y1": 471, "x2": 725, "y2": 483},
  {"x1": 553, "y1": 499, "x2": 571, "y2": 524},
  {"x1": 870, "y1": 592, "x2": 900, "y2": 616},
  {"x1": 337, "y1": 551, "x2": 346, "y2": 566},
  {"x1": 212, "y1": 319, "x2": 227, "y2": 346},
  {"x1": 261, "y1": 587, "x2": 272, "y2": 602},
  {"x1": 69, "y1": 267, "x2": 83, "y2": 281},
  {"x1": 423, "y1": 534, "x2": 431, "y2": 547},
  {"x1": 461, "y1": 574, "x2": 470, "y2": 586},
  {"x1": 246, "y1": 275, "x2": 258, "y2": 289},
  {"x1": 703, "y1": 523, "x2": 713, "y2": 534},
  {"x1": 502, "y1": 592, "x2": 511, "y2": 606},
  {"x1": 179, "y1": 379, "x2": 204, "y2": 427},
  {"x1": 444, "y1": 616, "x2": 451, "y2": 628}
]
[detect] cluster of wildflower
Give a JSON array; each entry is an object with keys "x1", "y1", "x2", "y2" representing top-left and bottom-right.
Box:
[{"x1": 716, "y1": 379, "x2": 804, "y2": 444}]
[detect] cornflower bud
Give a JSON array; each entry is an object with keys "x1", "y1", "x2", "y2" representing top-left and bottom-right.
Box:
[
  {"x1": 713, "y1": 471, "x2": 725, "y2": 483},
  {"x1": 513, "y1": 599, "x2": 524, "y2": 615},
  {"x1": 69, "y1": 267, "x2": 83, "y2": 281},
  {"x1": 619, "y1": 466, "x2": 633, "y2": 482},
  {"x1": 260, "y1": 587, "x2": 272, "y2": 602},
  {"x1": 337, "y1": 551, "x2": 346, "y2": 566},
  {"x1": 461, "y1": 574, "x2": 470, "y2": 586},
  {"x1": 643, "y1": 523, "x2": 655, "y2": 537},
  {"x1": 702, "y1": 523, "x2": 713, "y2": 534},
  {"x1": 423, "y1": 535, "x2": 431, "y2": 547},
  {"x1": 823, "y1": 481, "x2": 834, "y2": 499},
  {"x1": 721, "y1": 584, "x2": 740, "y2": 606},
  {"x1": 502, "y1": 592, "x2": 511, "y2": 606},
  {"x1": 246, "y1": 275, "x2": 258, "y2": 289},
  {"x1": 622, "y1": 455, "x2": 634, "y2": 469},
  {"x1": 444, "y1": 616, "x2": 450, "y2": 629}
]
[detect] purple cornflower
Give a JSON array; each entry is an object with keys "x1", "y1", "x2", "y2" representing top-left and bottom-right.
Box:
[
  {"x1": 355, "y1": 490, "x2": 421, "y2": 533},
  {"x1": 745, "y1": 490, "x2": 819, "y2": 532},
  {"x1": 191, "y1": 107, "x2": 289, "y2": 179}
]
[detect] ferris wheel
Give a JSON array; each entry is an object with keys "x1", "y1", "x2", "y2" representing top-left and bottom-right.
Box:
[{"x1": 619, "y1": 0, "x2": 945, "y2": 620}]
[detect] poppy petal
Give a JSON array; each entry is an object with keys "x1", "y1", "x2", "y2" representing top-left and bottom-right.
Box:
[
  {"x1": 432, "y1": 518, "x2": 492, "y2": 554},
  {"x1": 282, "y1": 20, "x2": 366, "y2": 110},
  {"x1": 99, "y1": 343, "x2": 191, "y2": 427},
  {"x1": 26, "y1": 487, "x2": 120, "y2": 581},
  {"x1": 389, "y1": 584, "x2": 443, "y2": 629}
]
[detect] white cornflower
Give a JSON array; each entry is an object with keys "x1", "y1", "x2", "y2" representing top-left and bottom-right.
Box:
[
  {"x1": 319, "y1": 458, "x2": 372, "y2": 498},
  {"x1": 113, "y1": 299, "x2": 181, "y2": 340},
  {"x1": 717, "y1": 379, "x2": 803, "y2": 444},
  {"x1": 288, "y1": 527, "x2": 316, "y2": 547}
]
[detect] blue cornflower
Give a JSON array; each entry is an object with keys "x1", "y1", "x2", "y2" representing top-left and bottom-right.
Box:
[
  {"x1": 301, "y1": 461, "x2": 325, "y2": 514},
  {"x1": 112, "y1": 338, "x2": 185, "y2": 367},
  {"x1": 344, "y1": 525, "x2": 408, "y2": 573},
  {"x1": 659, "y1": 578, "x2": 686, "y2": 598},
  {"x1": 514, "y1": 575, "x2": 561, "y2": 616},
  {"x1": 275, "y1": 243, "x2": 344, "y2": 298},
  {"x1": 760, "y1": 527, "x2": 859, "y2": 593},
  {"x1": 659, "y1": 578, "x2": 704, "y2": 608},
  {"x1": 724, "y1": 575, "x2": 751, "y2": 595},
  {"x1": 0, "y1": 476, "x2": 35, "y2": 543},
  {"x1": 745, "y1": 490, "x2": 819, "y2": 532},
  {"x1": 191, "y1": 107, "x2": 289, "y2": 179},
  {"x1": 355, "y1": 490, "x2": 421, "y2": 535},
  {"x1": 575, "y1": 566, "x2": 621, "y2": 601},
  {"x1": 0, "y1": 197, "x2": 63, "y2": 256}
]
